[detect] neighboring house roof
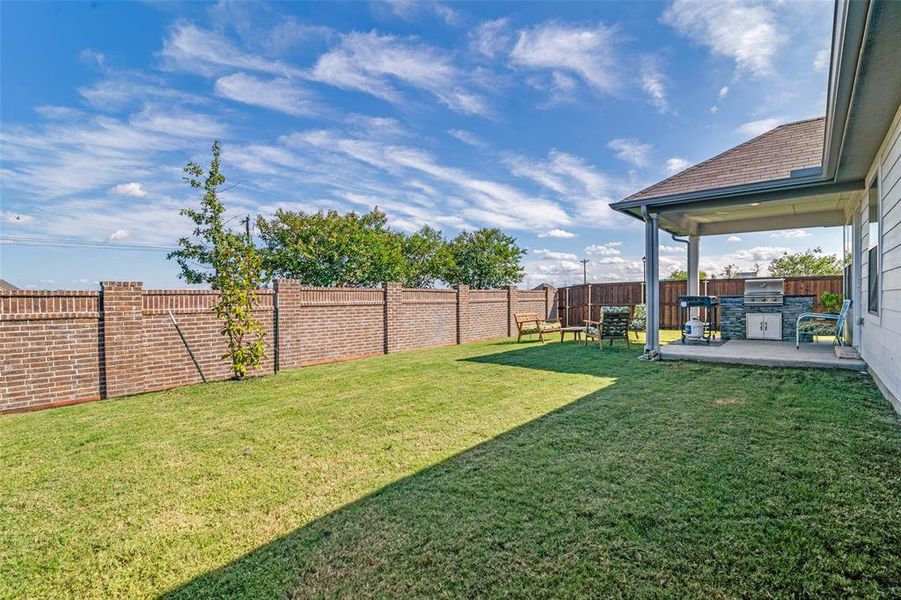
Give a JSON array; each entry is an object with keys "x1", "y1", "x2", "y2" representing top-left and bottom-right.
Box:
[
  {"x1": 626, "y1": 117, "x2": 826, "y2": 203},
  {"x1": 531, "y1": 283, "x2": 554, "y2": 290},
  {"x1": 0, "y1": 279, "x2": 19, "y2": 291}
]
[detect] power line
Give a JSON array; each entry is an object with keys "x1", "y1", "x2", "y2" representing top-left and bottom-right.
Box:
[{"x1": 1, "y1": 235, "x2": 179, "y2": 252}]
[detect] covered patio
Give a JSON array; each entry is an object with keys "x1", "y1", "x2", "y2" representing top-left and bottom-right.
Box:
[{"x1": 611, "y1": 117, "x2": 865, "y2": 368}]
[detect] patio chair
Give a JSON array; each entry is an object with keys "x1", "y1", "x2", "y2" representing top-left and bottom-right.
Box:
[
  {"x1": 514, "y1": 312, "x2": 562, "y2": 343},
  {"x1": 585, "y1": 306, "x2": 631, "y2": 349},
  {"x1": 796, "y1": 299, "x2": 851, "y2": 349},
  {"x1": 628, "y1": 304, "x2": 646, "y2": 341}
]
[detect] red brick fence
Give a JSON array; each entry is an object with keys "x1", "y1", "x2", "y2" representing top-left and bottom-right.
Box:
[{"x1": 0, "y1": 281, "x2": 553, "y2": 413}]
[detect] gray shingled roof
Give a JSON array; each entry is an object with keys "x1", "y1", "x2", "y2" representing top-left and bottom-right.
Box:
[{"x1": 626, "y1": 117, "x2": 826, "y2": 202}]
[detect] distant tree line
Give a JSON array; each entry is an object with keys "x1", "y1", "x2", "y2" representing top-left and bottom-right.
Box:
[{"x1": 255, "y1": 208, "x2": 526, "y2": 289}]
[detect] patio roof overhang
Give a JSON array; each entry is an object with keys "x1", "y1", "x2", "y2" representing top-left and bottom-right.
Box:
[{"x1": 610, "y1": 176, "x2": 864, "y2": 237}]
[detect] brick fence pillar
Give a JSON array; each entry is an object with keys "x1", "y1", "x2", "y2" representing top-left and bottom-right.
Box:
[
  {"x1": 507, "y1": 285, "x2": 518, "y2": 337},
  {"x1": 100, "y1": 281, "x2": 144, "y2": 398},
  {"x1": 455, "y1": 285, "x2": 470, "y2": 344},
  {"x1": 384, "y1": 281, "x2": 402, "y2": 353},
  {"x1": 545, "y1": 285, "x2": 556, "y2": 320},
  {"x1": 273, "y1": 279, "x2": 301, "y2": 371}
]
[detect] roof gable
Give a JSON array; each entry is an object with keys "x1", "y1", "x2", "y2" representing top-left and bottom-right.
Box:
[{"x1": 626, "y1": 117, "x2": 826, "y2": 202}]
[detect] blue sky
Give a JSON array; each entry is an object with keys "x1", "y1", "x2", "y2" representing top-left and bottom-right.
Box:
[{"x1": 1, "y1": 0, "x2": 839, "y2": 289}]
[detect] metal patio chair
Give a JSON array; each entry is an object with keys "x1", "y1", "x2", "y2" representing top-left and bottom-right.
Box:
[{"x1": 796, "y1": 299, "x2": 851, "y2": 349}]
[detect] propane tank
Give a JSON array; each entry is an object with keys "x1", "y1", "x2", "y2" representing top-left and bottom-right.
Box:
[{"x1": 685, "y1": 317, "x2": 705, "y2": 339}]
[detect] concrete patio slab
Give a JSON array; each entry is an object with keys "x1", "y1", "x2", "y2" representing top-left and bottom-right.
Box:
[{"x1": 661, "y1": 339, "x2": 867, "y2": 371}]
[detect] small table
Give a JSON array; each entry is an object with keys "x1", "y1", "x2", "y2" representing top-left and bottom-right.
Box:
[{"x1": 559, "y1": 326, "x2": 584, "y2": 343}]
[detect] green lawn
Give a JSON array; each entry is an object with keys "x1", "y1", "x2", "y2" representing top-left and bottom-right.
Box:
[{"x1": 2, "y1": 333, "x2": 900, "y2": 598}]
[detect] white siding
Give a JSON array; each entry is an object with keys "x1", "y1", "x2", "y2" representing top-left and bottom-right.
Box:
[{"x1": 860, "y1": 103, "x2": 901, "y2": 408}]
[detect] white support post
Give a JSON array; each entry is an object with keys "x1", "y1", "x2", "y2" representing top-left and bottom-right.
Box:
[
  {"x1": 687, "y1": 234, "x2": 700, "y2": 318},
  {"x1": 644, "y1": 211, "x2": 660, "y2": 358}
]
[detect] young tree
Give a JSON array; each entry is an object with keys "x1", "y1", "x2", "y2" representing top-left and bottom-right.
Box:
[
  {"x1": 720, "y1": 264, "x2": 739, "y2": 278},
  {"x1": 768, "y1": 247, "x2": 842, "y2": 277},
  {"x1": 401, "y1": 225, "x2": 451, "y2": 288},
  {"x1": 256, "y1": 208, "x2": 406, "y2": 287},
  {"x1": 443, "y1": 228, "x2": 525, "y2": 289},
  {"x1": 168, "y1": 141, "x2": 265, "y2": 379}
]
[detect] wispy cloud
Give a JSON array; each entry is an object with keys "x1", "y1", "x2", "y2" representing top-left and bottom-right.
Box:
[
  {"x1": 470, "y1": 18, "x2": 511, "y2": 58},
  {"x1": 447, "y1": 129, "x2": 487, "y2": 148},
  {"x1": 608, "y1": 138, "x2": 652, "y2": 168},
  {"x1": 585, "y1": 241, "x2": 622, "y2": 256},
  {"x1": 662, "y1": 0, "x2": 785, "y2": 78},
  {"x1": 640, "y1": 57, "x2": 668, "y2": 113},
  {"x1": 510, "y1": 21, "x2": 620, "y2": 97},
  {"x1": 310, "y1": 31, "x2": 489, "y2": 116},
  {"x1": 214, "y1": 72, "x2": 318, "y2": 116}
]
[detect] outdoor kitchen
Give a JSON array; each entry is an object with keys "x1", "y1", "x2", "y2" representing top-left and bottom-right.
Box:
[{"x1": 719, "y1": 279, "x2": 813, "y2": 343}]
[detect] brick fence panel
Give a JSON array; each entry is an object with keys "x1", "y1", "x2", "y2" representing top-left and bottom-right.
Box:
[
  {"x1": 467, "y1": 290, "x2": 507, "y2": 341},
  {"x1": 398, "y1": 288, "x2": 457, "y2": 350},
  {"x1": 0, "y1": 290, "x2": 102, "y2": 412}
]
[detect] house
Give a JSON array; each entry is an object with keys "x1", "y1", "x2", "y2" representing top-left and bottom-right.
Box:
[
  {"x1": 611, "y1": 0, "x2": 901, "y2": 412},
  {"x1": 0, "y1": 279, "x2": 19, "y2": 291}
]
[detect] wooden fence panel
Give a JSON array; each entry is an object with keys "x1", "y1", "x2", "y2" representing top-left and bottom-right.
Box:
[{"x1": 556, "y1": 276, "x2": 842, "y2": 329}]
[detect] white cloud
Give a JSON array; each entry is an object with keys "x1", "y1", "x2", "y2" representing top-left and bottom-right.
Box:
[
  {"x1": 310, "y1": 31, "x2": 488, "y2": 116},
  {"x1": 736, "y1": 117, "x2": 785, "y2": 138},
  {"x1": 727, "y1": 235, "x2": 742, "y2": 242},
  {"x1": 659, "y1": 244, "x2": 683, "y2": 254},
  {"x1": 510, "y1": 22, "x2": 620, "y2": 96},
  {"x1": 533, "y1": 248, "x2": 579, "y2": 261},
  {"x1": 538, "y1": 229, "x2": 576, "y2": 239},
  {"x1": 585, "y1": 241, "x2": 622, "y2": 256},
  {"x1": 732, "y1": 246, "x2": 791, "y2": 262},
  {"x1": 664, "y1": 157, "x2": 691, "y2": 175},
  {"x1": 718, "y1": 85, "x2": 730, "y2": 100},
  {"x1": 813, "y1": 48, "x2": 830, "y2": 72},
  {"x1": 608, "y1": 138, "x2": 652, "y2": 168},
  {"x1": 108, "y1": 182, "x2": 148, "y2": 197},
  {"x1": 770, "y1": 229, "x2": 812, "y2": 239},
  {"x1": 381, "y1": 0, "x2": 462, "y2": 26},
  {"x1": 214, "y1": 72, "x2": 317, "y2": 116},
  {"x1": 471, "y1": 18, "x2": 512, "y2": 58},
  {"x1": 447, "y1": 129, "x2": 487, "y2": 148},
  {"x1": 107, "y1": 229, "x2": 129, "y2": 242},
  {"x1": 1, "y1": 211, "x2": 35, "y2": 224},
  {"x1": 640, "y1": 57, "x2": 668, "y2": 113},
  {"x1": 662, "y1": 0, "x2": 785, "y2": 77}
]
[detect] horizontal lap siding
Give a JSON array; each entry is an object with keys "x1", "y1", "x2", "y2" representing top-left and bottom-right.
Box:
[
  {"x1": 399, "y1": 289, "x2": 456, "y2": 350},
  {"x1": 468, "y1": 290, "x2": 507, "y2": 341},
  {"x1": 0, "y1": 292, "x2": 102, "y2": 411},
  {"x1": 862, "y1": 104, "x2": 901, "y2": 407}
]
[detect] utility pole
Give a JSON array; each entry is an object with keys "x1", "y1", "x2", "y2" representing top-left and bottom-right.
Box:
[
  {"x1": 580, "y1": 258, "x2": 589, "y2": 284},
  {"x1": 243, "y1": 215, "x2": 251, "y2": 243}
]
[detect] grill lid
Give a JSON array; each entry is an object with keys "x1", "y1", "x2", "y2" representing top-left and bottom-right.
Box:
[{"x1": 744, "y1": 278, "x2": 784, "y2": 295}]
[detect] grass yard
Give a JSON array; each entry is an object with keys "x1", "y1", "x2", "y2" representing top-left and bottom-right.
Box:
[{"x1": 2, "y1": 333, "x2": 900, "y2": 598}]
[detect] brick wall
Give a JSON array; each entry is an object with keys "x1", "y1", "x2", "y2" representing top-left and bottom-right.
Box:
[{"x1": 0, "y1": 282, "x2": 553, "y2": 413}]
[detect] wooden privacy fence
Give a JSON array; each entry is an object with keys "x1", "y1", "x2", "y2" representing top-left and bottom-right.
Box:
[{"x1": 556, "y1": 276, "x2": 843, "y2": 329}]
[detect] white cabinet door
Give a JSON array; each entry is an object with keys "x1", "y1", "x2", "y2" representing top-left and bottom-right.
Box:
[
  {"x1": 763, "y1": 314, "x2": 783, "y2": 340},
  {"x1": 746, "y1": 314, "x2": 765, "y2": 339}
]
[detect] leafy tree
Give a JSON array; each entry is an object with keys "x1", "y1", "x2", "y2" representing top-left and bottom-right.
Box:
[
  {"x1": 666, "y1": 269, "x2": 709, "y2": 281},
  {"x1": 443, "y1": 228, "x2": 525, "y2": 289},
  {"x1": 401, "y1": 225, "x2": 451, "y2": 288},
  {"x1": 256, "y1": 208, "x2": 406, "y2": 287},
  {"x1": 768, "y1": 247, "x2": 842, "y2": 277},
  {"x1": 168, "y1": 141, "x2": 265, "y2": 379}
]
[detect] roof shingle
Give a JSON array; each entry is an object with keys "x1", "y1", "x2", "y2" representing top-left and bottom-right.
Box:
[{"x1": 625, "y1": 117, "x2": 826, "y2": 202}]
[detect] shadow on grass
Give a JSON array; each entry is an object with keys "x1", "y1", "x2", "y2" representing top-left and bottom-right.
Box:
[{"x1": 160, "y1": 342, "x2": 901, "y2": 598}]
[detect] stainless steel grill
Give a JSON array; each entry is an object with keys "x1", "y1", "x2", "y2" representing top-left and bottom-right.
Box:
[{"x1": 744, "y1": 278, "x2": 784, "y2": 305}]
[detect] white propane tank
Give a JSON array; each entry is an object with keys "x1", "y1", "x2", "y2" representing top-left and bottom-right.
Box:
[{"x1": 685, "y1": 317, "x2": 705, "y2": 339}]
